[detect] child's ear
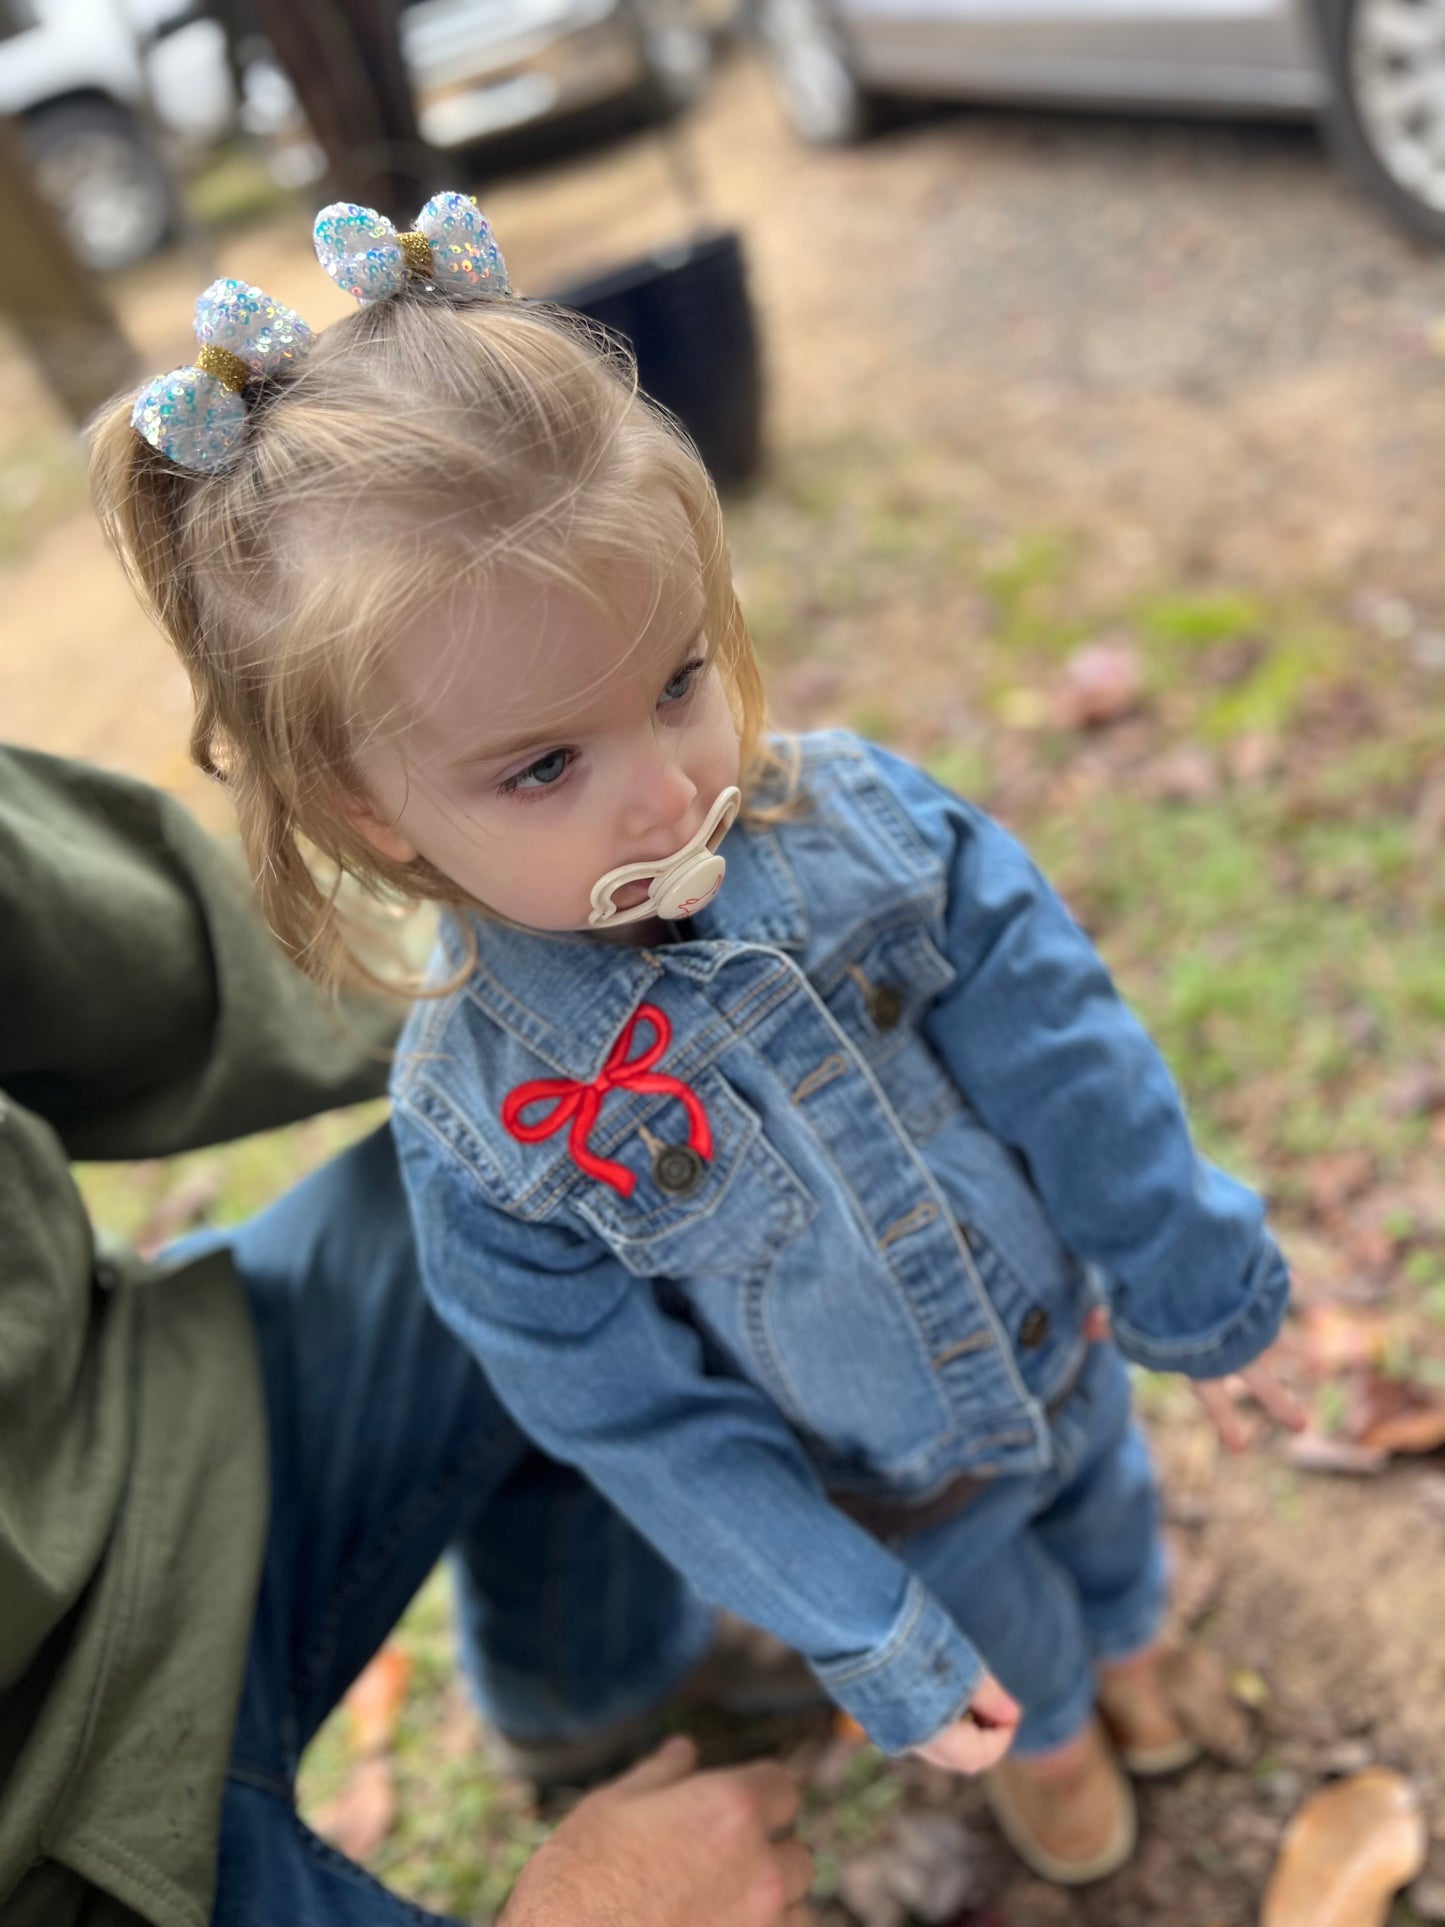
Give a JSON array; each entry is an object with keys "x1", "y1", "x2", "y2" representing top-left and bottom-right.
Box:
[{"x1": 342, "y1": 796, "x2": 419, "y2": 866}]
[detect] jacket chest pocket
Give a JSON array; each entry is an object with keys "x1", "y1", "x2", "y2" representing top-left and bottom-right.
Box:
[
  {"x1": 821, "y1": 921, "x2": 961, "y2": 1142},
  {"x1": 572, "y1": 1070, "x2": 816, "y2": 1281}
]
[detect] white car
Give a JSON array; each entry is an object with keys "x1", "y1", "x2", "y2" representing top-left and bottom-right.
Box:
[
  {"x1": 760, "y1": 0, "x2": 1445, "y2": 243},
  {"x1": 1, "y1": 0, "x2": 234, "y2": 269}
]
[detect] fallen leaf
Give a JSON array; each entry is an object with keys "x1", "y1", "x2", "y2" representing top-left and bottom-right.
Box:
[
  {"x1": 1286, "y1": 1432, "x2": 1389, "y2": 1477},
  {"x1": 1230, "y1": 1666, "x2": 1270, "y2": 1709},
  {"x1": 1356, "y1": 1385, "x2": 1445, "y2": 1457},
  {"x1": 1295, "y1": 1304, "x2": 1393, "y2": 1374},
  {"x1": 1053, "y1": 640, "x2": 1144, "y2": 730},
  {"x1": 345, "y1": 1643, "x2": 412, "y2": 1756},
  {"x1": 1261, "y1": 1769, "x2": 1427, "y2": 1927},
  {"x1": 312, "y1": 1754, "x2": 397, "y2": 1860}
]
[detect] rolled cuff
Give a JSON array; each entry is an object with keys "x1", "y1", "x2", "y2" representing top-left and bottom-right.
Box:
[
  {"x1": 1109, "y1": 1234, "x2": 1291, "y2": 1380},
  {"x1": 812, "y1": 1577, "x2": 984, "y2": 1755}
]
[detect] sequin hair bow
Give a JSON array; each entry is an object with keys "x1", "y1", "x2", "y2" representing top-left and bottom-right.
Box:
[
  {"x1": 130, "y1": 279, "x2": 314, "y2": 475},
  {"x1": 313, "y1": 191, "x2": 508, "y2": 305}
]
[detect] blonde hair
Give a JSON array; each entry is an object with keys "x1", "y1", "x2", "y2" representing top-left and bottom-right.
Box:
[{"x1": 90, "y1": 286, "x2": 784, "y2": 990}]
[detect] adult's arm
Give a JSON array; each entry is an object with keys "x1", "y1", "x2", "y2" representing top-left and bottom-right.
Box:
[{"x1": 0, "y1": 745, "x2": 397, "y2": 1160}]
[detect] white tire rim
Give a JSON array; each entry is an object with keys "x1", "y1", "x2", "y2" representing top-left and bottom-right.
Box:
[{"x1": 1350, "y1": 0, "x2": 1445, "y2": 213}]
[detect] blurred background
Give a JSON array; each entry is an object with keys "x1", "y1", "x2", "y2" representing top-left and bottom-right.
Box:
[{"x1": 3, "y1": 2, "x2": 1445, "y2": 1921}]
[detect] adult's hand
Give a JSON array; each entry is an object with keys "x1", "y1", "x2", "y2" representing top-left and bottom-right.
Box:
[{"x1": 500, "y1": 1735, "x2": 815, "y2": 1927}]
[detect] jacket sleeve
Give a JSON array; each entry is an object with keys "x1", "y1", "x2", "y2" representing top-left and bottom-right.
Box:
[
  {"x1": 864, "y1": 741, "x2": 1289, "y2": 1379},
  {"x1": 393, "y1": 1101, "x2": 985, "y2": 1755},
  {"x1": 0, "y1": 746, "x2": 397, "y2": 1159}
]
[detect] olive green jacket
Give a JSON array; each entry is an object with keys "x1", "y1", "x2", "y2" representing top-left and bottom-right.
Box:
[{"x1": 0, "y1": 749, "x2": 393, "y2": 1927}]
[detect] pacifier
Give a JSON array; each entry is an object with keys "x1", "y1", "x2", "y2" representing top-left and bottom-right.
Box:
[{"x1": 588, "y1": 786, "x2": 742, "y2": 929}]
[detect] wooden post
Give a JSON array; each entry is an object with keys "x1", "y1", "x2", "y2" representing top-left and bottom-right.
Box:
[
  {"x1": 0, "y1": 117, "x2": 138, "y2": 428},
  {"x1": 247, "y1": 0, "x2": 446, "y2": 226}
]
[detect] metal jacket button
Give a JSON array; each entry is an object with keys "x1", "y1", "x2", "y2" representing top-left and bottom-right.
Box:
[
  {"x1": 1018, "y1": 1307, "x2": 1050, "y2": 1349},
  {"x1": 869, "y1": 984, "x2": 904, "y2": 1031},
  {"x1": 653, "y1": 1143, "x2": 705, "y2": 1196}
]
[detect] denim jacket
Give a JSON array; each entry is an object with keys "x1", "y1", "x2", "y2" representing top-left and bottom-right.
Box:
[{"x1": 391, "y1": 731, "x2": 1289, "y2": 1753}]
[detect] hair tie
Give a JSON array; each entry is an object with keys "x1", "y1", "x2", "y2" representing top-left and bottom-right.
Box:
[
  {"x1": 313, "y1": 191, "x2": 508, "y2": 305},
  {"x1": 131, "y1": 278, "x2": 314, "y2": 475}
]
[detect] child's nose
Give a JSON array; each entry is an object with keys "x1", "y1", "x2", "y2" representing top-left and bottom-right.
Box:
[{"x1": 621, "y1": 752, "x2": 698, "y2": 847}]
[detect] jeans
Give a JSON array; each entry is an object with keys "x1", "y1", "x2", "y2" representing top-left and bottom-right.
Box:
[
  {"x1": 901, "y1": 1337, "x2": 1168, "y2": 1755},
  {"x1": 174, "y1": 1126, "x2": 712, "y2": 1927}
]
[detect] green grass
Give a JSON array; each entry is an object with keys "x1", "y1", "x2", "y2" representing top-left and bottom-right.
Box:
[
  {"x1": 980, "y1": 530, "x2": 1088, "y2": 655},
  {"x1": 1032, "y1": 784, "x2": 1444, "y2": 1171}
]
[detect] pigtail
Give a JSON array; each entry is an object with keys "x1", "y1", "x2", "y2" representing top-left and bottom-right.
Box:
[
  {"x1": 90, "y1": 387, "x2": 375, "y2": 991},
  {"x1": 89, "y1": 394, "x2": 204, "y2": 687}
]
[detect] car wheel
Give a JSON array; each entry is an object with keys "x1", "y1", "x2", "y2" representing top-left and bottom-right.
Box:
[
  {"x1": 22, "y1": 100, "x2": 178, "y2": 273},
  {"x1": 1319, "y1": 0, "x2": 1445, "y2": 244},
  {"x1": 758, "y1": 0, "x2": 877, "y2": 144}
]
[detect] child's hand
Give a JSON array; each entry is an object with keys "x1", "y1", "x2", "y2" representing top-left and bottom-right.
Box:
[
  {"x1": 911, "y1": 1672, "x2": 1021, "y2": 1775},
  {"x1": 1190, "y1": 1338, "x2": 1307, "y2": 1450},
  {"x1": 1082, "y1": 1307, "x2": 1307, "y2": 1451}
]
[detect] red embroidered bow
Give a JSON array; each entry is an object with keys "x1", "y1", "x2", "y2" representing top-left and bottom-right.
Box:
[{"x1": 501, "y1": 1002, "x2": 712, "y2": 1198}]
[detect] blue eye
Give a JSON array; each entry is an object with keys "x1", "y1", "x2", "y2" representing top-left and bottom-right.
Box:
[
  {"x1": 499, "y1": 748, "x2": 573, "y2": 797},
  {"x1": 661, "y1": 658, "x2": 704, "y2": 705}
]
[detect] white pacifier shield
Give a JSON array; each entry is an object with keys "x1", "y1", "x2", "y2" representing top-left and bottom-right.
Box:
[
  {"x1": 653, "y1": 851, "x2": 727, "y2": 920},
  {"x1": 589, "y1": 786, "x2": 741, "y2": 928}
]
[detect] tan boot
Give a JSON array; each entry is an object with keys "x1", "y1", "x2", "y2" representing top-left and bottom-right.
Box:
[
  {"x1": 984, "y1": 1717, "x2": 1136, "y2": 1885},
  {"x1": 1097, "y1": 1644, "x2": 1201, "y2": 1777}
]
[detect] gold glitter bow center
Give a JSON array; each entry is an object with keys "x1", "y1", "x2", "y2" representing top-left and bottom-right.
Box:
[
  {"x1": 399, "y1": 231, "x2": 434, "y2": 277},
  {"x1": 195, "y1": 343, "x2": 252, "y2": 394}
]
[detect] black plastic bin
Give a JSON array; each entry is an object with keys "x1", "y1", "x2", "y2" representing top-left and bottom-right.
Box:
[{"x1": 550, "y1": 227, "x2": 763, "y2": 491}]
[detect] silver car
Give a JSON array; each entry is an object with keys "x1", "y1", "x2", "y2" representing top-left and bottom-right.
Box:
[{"x1": 760, "y1": 0, "x2": 1445, "y2": 242}]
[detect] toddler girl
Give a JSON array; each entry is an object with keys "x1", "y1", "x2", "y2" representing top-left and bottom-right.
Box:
[{"x1": 93, "y1": 192, "x2": 1304, "y2": 1885}]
